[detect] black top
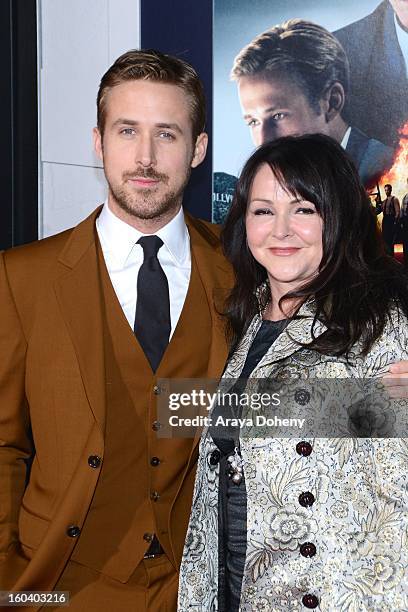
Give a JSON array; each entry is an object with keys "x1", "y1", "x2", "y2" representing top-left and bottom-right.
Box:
[{"x1": 212, "y1": 319, "x2": 288, "y2": 612}]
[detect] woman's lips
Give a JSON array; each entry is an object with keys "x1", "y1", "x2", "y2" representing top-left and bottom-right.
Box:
[{"x1": 268, "y1": 247, "x2": 301, "y2": 256}]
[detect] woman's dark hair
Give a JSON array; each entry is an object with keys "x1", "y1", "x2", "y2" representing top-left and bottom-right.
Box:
[{"x1": 221, "y1": 133, "x2": 408, "y2": 356}]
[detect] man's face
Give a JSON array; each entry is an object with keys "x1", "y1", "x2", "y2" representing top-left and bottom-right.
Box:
[
  {"x1": 94, "y1": 80, "x2": 207, "y2": 228},
  {"x1": 237, "y1": 73, "x2": 329, "y2": 146},
  {"x1": 385, "y1": 185, "x2": 392, "y2": 197},
  {"x1": 389, "y1": 0, "x2": 408, "y2": 29}
]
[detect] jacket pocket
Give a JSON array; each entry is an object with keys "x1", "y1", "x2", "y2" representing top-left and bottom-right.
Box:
[{"x1": 18, "y1": 506, "x2": 50, "y2": 551}]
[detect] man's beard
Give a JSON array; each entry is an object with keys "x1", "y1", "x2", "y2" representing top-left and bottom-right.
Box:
[{"x1": 106, "y1": 166, "x2": 191, "y2": 221}]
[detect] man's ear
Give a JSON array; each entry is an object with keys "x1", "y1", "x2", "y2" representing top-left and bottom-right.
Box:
[
  {"x1": 191, "y1": 132, "x2": 208, "y2": 168},
  {"x1": 322, "y1": 82, "x2": 345, "y2": 123},
  {"x1": 93, "y1": 127, "x2": 103, "y2": 161}
]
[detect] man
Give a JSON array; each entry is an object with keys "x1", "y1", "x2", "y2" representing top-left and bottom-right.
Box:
[
  {"x1": 214, "y1": 19, "x2": 395, "y2": 222},
  {"x1": 381, "y1": 183, "x2": 400, "y2": 255},
  {"x1": 335, "y1": 0, "x2": 408, "y2": 148},
  {"x1": 0, "y1": 49, "x2": 232, "y2": 610},
  {"x1": 399, "y1": 179, "x2": 408, "y2": 264},
  {"x1": 231, "y1": 19, "x2": 394, "y2": 189}
]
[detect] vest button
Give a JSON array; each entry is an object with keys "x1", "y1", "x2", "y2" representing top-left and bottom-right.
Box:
[
  {"x1": 150, "y1": 456, "x2": 161, "y2": 466},
  {"x1": 302, "y1": 594, "x2": 319, "y2": 608},
  {"x1": 88, "y1": 455, "x2": 101, "y2": 468},
  {"x1": 152, "y1": 421, "x2": 162, "y2": 431},
  {"x1": 66, "y1": 525, "x2": 81, "y2": 538},
  {"x1": 298, "y1": 491, "x2": 315, "y2": 507},
  {"x1": 143, "y1": 532, "x2": 154, "y2": 543},
  {"x1": 150, "y1": 491, "x2": 160, "y2": 502},
  {"x1": 296, "y1": 441, "x2": 313, "y2": 457},
  {"x1": 299, "y1": 542, "x2": 317, "y2": 558},
  {"x1": 153, "y1": 385, "x2": 161, "y2": 395}
]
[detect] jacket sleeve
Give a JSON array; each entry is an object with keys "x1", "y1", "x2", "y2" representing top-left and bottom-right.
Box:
[{"x1": 0, "y1": 251, "x2": 32, "y2": 585}]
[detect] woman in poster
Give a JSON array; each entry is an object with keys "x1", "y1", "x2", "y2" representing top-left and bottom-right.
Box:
[{"x1": 179, "y1": 135, "x2": 408, "y2": 611}]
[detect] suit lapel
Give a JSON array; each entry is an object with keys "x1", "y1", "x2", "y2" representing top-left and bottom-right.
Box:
[
  {"x1": 54, "y1": 208, "x2": 106, "y2": 432},
  {"x1": 174, "y1": 215, "x2": 232, "y2": 458}
]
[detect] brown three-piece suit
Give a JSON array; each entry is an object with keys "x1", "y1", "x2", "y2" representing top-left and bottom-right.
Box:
[{"x1": 0, "y1": 208, "x2": 232, "y2": 611}]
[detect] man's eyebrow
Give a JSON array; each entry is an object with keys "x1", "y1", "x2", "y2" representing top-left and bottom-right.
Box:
[
  {"x1": 243, "y1": 105, "x2": 288, "y2": 120},
  {"x1": 155, "y1": 122, "x2": 183, "y2": 134},
  {"x1": 111, "y1": 119, "x2": 183, "y2": 134},
  {"x1": 111, "y1": 118, "x2": 138, "y2": 128}
]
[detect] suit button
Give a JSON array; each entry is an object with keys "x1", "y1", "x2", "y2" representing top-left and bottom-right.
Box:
[
  {"x1": 150, "y1": 456, "x2": 161, "y2": 466},
  {"x1": 66, "y1": 525, "x2": 81, "y2": 538},
  {"x1": 209, "y1": 449, "x2": 221, "y2": 466},
  {"x1": 296, "y1": 441, "x2": 313, "y2": 457},
  {"x1": 302, "y1": 594, "x2": 319, "y2": 608},
  {"x1": 299, "y1": 542, "x2": 317, "y2": 558},
  {"x1": 88, "y1": 455, "x2": 101, "y2": 468},
  {"x1": 152, "y1": 421, "x2": 162, "y2": 431},
  {"x1": 298, "y1": 491, "x2": 315, "y2": 507},
  {"x1": 143, "y1": 532, "x2": 154, "y2": 543},
  {"x1": 151, "y1": 491, "x2": 160, "y2": 502},
  {"x1": 153, "y1": 385, "x2": 161, "y2": 395}
]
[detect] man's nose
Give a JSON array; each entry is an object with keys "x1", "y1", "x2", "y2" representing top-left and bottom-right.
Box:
[
  {"x1": 136, "y1": 134, "x2": 156, "y2": 167},
  {"x1": 258, "y1": 122, "x2": 276, "y2": 146}
]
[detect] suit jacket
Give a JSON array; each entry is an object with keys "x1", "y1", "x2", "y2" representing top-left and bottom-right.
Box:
[
  {"x1": 0, "y1": 207, "x2": 232, "y2": 604},
  {"x1": 335, "y1": 0, "x2": 408, "y2": 148},
  {"x1": 346, "y1": 126, "x2": 394, "y2": 187},
  {"x1": 179, "y1": 302, "x2": 408, "y2": 611}
]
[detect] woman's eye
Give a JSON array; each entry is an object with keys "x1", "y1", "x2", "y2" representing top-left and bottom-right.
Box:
[
  {"x1": 296, "y1": 207, "x2": 316, "y2": 214},
  {"x1": 254, "y1": 208, "x2": 273, "y2": 215}
]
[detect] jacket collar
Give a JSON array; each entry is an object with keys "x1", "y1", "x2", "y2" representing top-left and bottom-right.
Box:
[{"x1": 223, "y1": 299, "x2": 328, "y2": 380}]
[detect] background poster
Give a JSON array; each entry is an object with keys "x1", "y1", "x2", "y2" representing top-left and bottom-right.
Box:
[{"x1": 213, "y1": 0, "x2": 408, "y2": 224}]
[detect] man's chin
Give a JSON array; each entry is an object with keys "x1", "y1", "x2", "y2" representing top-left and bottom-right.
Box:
[{"x1": 112, "y1": 195, "x2": 180, "y2": 221}]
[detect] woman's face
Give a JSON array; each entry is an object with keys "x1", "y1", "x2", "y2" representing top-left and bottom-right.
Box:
[{"x1": 246, "y1": 164, "x2": 323, "y2": 297}]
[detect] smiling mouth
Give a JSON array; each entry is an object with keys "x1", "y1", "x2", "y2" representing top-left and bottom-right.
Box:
[{"x1": 269, "y1": 247, "x2": 301, "y2": 256}]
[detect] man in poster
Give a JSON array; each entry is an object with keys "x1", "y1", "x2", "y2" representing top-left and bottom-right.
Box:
[{"x1": 214, "y1": 19, "x2": 394, "y2": 223}]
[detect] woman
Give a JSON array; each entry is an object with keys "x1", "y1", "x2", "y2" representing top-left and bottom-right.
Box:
[{"x1": 178, "y1": 135, "x2": 408, "y2": 611}]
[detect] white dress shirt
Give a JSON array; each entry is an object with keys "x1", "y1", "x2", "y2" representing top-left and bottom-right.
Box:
[
  {"x1": 96, "y1": 202, "x2": 191, "y2": 338},
  {"x1": 341, "y1": 126, "x2": 352, "y2": 150}
]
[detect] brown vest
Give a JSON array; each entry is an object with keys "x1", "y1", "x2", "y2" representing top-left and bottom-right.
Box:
[{"x1": 71, "y1": 244, "x2": 212, "y2": 582}]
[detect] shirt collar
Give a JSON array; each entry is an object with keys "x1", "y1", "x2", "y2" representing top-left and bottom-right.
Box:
[
  {"x1": 340, "y1": 126, "x2": 352, "y2": 150},
  {"x1": 96, "y1": 201, "x2": 189, "y2": 268}
]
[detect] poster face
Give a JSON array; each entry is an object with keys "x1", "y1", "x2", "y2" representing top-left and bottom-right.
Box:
[{"x1": 213, "y1": 0, "x2": 408, "y2": 224}]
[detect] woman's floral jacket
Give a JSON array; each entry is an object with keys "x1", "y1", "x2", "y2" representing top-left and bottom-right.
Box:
[{"x1": 178, "y1": 304, "x2": 408, "y2": 611}]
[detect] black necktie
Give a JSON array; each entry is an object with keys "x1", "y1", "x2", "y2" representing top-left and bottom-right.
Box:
[{"x1": 134, "y1": 236, "x2": 171, "y2": 372}]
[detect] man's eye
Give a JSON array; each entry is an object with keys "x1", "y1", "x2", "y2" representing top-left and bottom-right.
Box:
[
  {"x1": 246, "y1": 118, "x2": 259, "y2": 128},
  {"x1": 159, "y1": 132, "x2": 175, "y2": 140},
  {"x1": 120, "y1": 128, "x2": 135, "y2": 136},
  {"x1": 272, "y1": 112, "x2": 286, "y2": 122}
]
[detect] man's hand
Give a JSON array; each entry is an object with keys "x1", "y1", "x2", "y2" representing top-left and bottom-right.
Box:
[{"x1": 383, "y1": 360, "x2": 408, "y2": 398}]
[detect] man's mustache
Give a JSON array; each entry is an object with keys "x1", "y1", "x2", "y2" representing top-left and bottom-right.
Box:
[{"x1": 123, "y1": 167, "x2": 169, "y2": 182}]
